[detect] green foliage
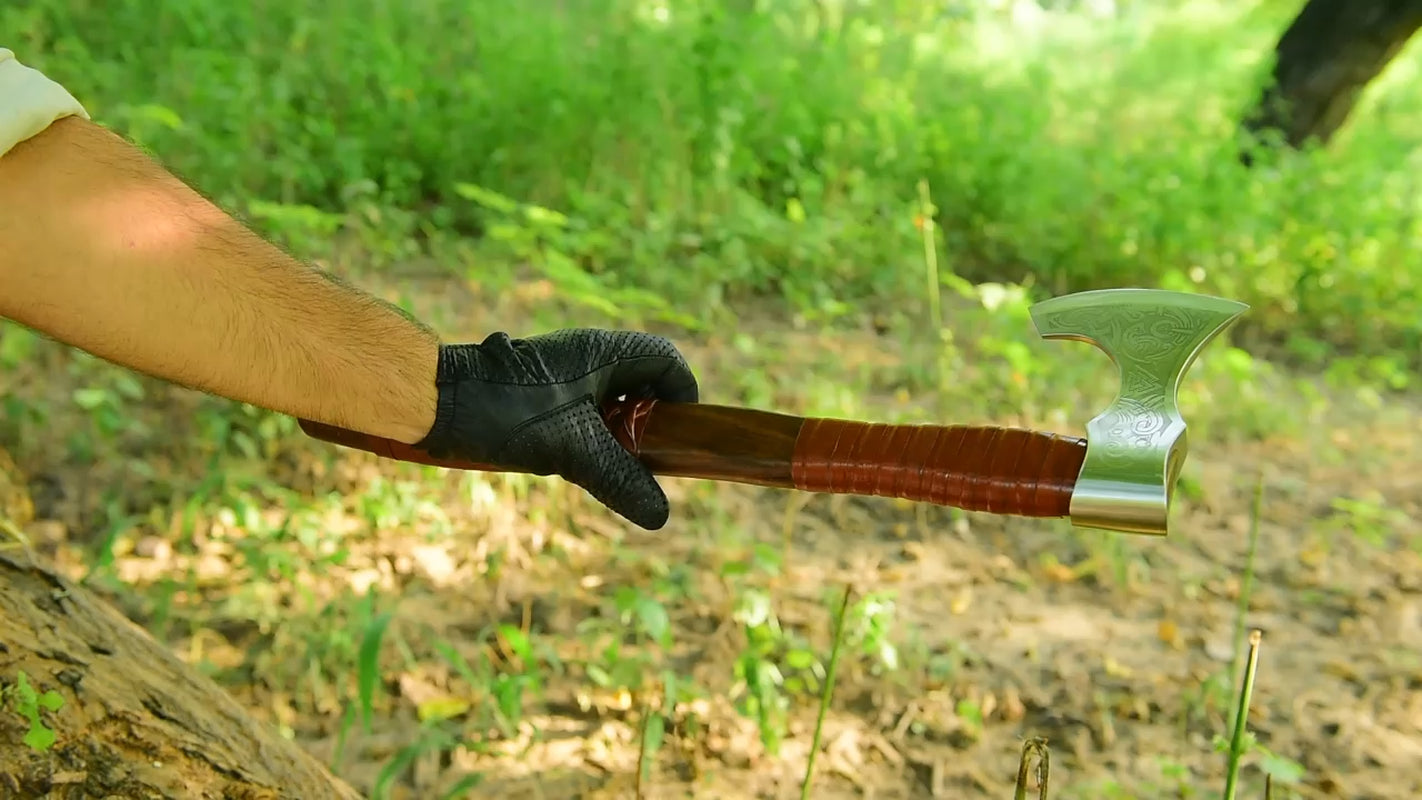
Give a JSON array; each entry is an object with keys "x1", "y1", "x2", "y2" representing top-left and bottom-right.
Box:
[
  {"x1": 3, "y1": 2, "x2": 1418, "y2": 797},
  {"x1": 3, "y1": 670, "x2": 64, "y2": 752},
  {"x1": 357, "y1": 593, "x2": 395, "y2": 732},
  {"x1": 8, "y1": 0, "x2": 1422, "y2": 372}
]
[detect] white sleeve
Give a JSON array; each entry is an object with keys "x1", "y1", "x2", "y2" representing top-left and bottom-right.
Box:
[{"x1": 0, "y1": 48, "x2": 90, "y2": 159}]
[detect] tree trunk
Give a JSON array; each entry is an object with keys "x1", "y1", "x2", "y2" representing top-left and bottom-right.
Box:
[
  {"x1": 1241, "y1": 0, "x2": 1422, "y2": 163},
  {"x1": 0, "y1": 547, "x2": 361, "y2": 800}
]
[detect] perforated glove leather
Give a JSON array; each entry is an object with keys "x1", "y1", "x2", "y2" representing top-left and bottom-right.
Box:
[{"x1": 413, "y1": 329, "x2": 699, "y2": 530}]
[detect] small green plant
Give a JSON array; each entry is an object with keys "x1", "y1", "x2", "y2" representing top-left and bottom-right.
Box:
[
  {"x1": 801, "y1": 584, "x2": 853, "y2": 800},
  {"x1": 1155, "y1": 757, "x2": 1197, "y2": 798},
  {"x1": 4, "y1": 670, "x2": 65, "y2": 752},
  {"x1": 1324, "y1": 494, "x2": 1407, "y2": 549},
  {"x1": 1213, "y1": 630, "x2": 1305, "y2": 798},
  {"x1": 431, "y1": 629, "x2": 550, "y2": 741},
  {"x1": 66, "y1": 358, "x2": 147, "y2": 463},
  {"x1": 843, "y1": 590, "x2": 900, "y2": 673},
  {"x1": 956, "y1": 697, "x2": 986, "y2": 743},
  {"x1": 369, "y1": 717, "x2": 483, "y2": 800},
  {"x1": 730, "y1": 586, "x2": 792, "y2": 754},
  {"x1": 356, "y1": 597, "x2": 395, "y2": 732}
]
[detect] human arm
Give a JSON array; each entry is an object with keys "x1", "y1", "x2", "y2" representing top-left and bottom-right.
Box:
[
  {"x1": 0, "y1": 113, "x2": 441, "y2": 443},
  {"x1": 0, "y1": 50, "x2": 700, "y2": 529}
]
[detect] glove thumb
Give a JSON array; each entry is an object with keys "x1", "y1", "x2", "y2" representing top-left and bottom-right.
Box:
[{"x1": 556, "y1": 399, "x2": 672, "y2": 531}]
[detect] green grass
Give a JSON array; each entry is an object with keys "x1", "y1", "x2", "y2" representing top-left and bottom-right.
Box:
[
  {"x1": 6, "y1": 0, "x2": 1422, "y2": 380},
  {"x1": 3, "y1": 1, "x2": 1421, "y2": 798}
]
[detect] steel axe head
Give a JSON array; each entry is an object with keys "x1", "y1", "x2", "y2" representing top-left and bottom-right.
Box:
[{"x1": 1030, "y1": 288, "x2": 1249, "y2": 535}]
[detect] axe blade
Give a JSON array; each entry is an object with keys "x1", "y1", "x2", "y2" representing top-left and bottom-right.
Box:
[{"x1": 1030, "y1": 288, "x2": 1250, "y2": 535}]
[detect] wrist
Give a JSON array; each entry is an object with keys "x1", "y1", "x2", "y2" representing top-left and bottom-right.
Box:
[
  {"x1": 410, "y1": 341, "x2": 467, "y2": 450},
  {"x1": 386, "y1": 338, "x2": 442, "y2": 445}
]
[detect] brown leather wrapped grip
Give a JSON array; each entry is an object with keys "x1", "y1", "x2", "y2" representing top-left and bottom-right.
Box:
[
  {"x1": 298, "y1": 397, "x2": 1087, "y2": 519},
  {"x1": 790, "y1": 420, "x2": 1086, "y2": 517}
]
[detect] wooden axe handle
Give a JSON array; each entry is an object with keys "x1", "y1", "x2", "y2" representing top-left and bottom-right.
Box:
[{"x1": 298, "y1": 398, "x2": 1088, "y2": 519}]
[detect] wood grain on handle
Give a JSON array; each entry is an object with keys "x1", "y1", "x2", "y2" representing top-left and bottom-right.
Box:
[
  {"x1": 299, "y1": 397, "x2": 1089, "y2": 518},
  {"x1": 296, "y1": 418, "x2": 505, "y2": 472}
]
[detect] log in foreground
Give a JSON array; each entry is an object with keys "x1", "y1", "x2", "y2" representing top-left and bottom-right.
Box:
[{"x1": 0, "y1": 550, "x2": 359, "y2": 800}]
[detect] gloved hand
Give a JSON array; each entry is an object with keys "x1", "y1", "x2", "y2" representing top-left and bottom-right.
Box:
[{"x1": 413, "y1": 329, "x2": 699, "y2": 530}]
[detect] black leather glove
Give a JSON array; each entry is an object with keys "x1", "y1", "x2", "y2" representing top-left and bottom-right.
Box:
[{"x1": 413, "y1": 329, "x2": 699, "y2": 530}]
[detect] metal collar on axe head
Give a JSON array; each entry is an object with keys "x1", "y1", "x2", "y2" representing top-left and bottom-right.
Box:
[{"x1": 1029, "y1": 288, "x2": 1249, "y2": 535}]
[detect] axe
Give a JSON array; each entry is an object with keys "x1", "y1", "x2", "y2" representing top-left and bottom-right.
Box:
[{"x1": 298, "y1": 289, "x2": 1247, "y2": 536}]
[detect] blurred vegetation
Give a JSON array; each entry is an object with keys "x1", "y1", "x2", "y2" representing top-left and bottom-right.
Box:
[
  {"x1": 6, "y1": 0, "x2": 1422, "y2": 388},
  {"x1": 3, "y1": 1, "x2": 1421, "y2": 798}
]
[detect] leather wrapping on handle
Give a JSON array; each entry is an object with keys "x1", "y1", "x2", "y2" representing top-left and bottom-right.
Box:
[{"x1": 790, "y1": 420, "x2": 1087, "y2": 517}]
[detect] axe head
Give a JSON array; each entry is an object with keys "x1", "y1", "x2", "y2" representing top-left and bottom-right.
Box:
[{"x1": 1030, "y1": 288, "x2": 1249, "y2": 535}]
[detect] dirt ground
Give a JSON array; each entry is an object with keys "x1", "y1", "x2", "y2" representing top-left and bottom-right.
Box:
[{"x1": 2, "y1": 262, "x2": 1420, "y2": 800}]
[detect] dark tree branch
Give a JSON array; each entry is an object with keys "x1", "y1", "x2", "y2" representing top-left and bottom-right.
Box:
[{"x1": 1241, "y1": 0, "x2": 1422, "y2": 164}]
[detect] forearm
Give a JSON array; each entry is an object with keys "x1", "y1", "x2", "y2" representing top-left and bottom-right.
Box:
[{"x1": 0, "y1": 116, "x2": 439, "y2": 443}]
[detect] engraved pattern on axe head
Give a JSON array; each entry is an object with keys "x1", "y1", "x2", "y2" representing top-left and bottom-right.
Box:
[
  {"x1": 1094, "y1": 396, "x2": 1174, "y2": 458},
  {"x1": 1028, "y1": 288, "x2": 1249, "y2": 533}
]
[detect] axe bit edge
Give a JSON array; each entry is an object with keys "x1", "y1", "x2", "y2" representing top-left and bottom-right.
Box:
[{"x1": 1029, "y1": 288, "x2": 1249, "y2": 535}]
